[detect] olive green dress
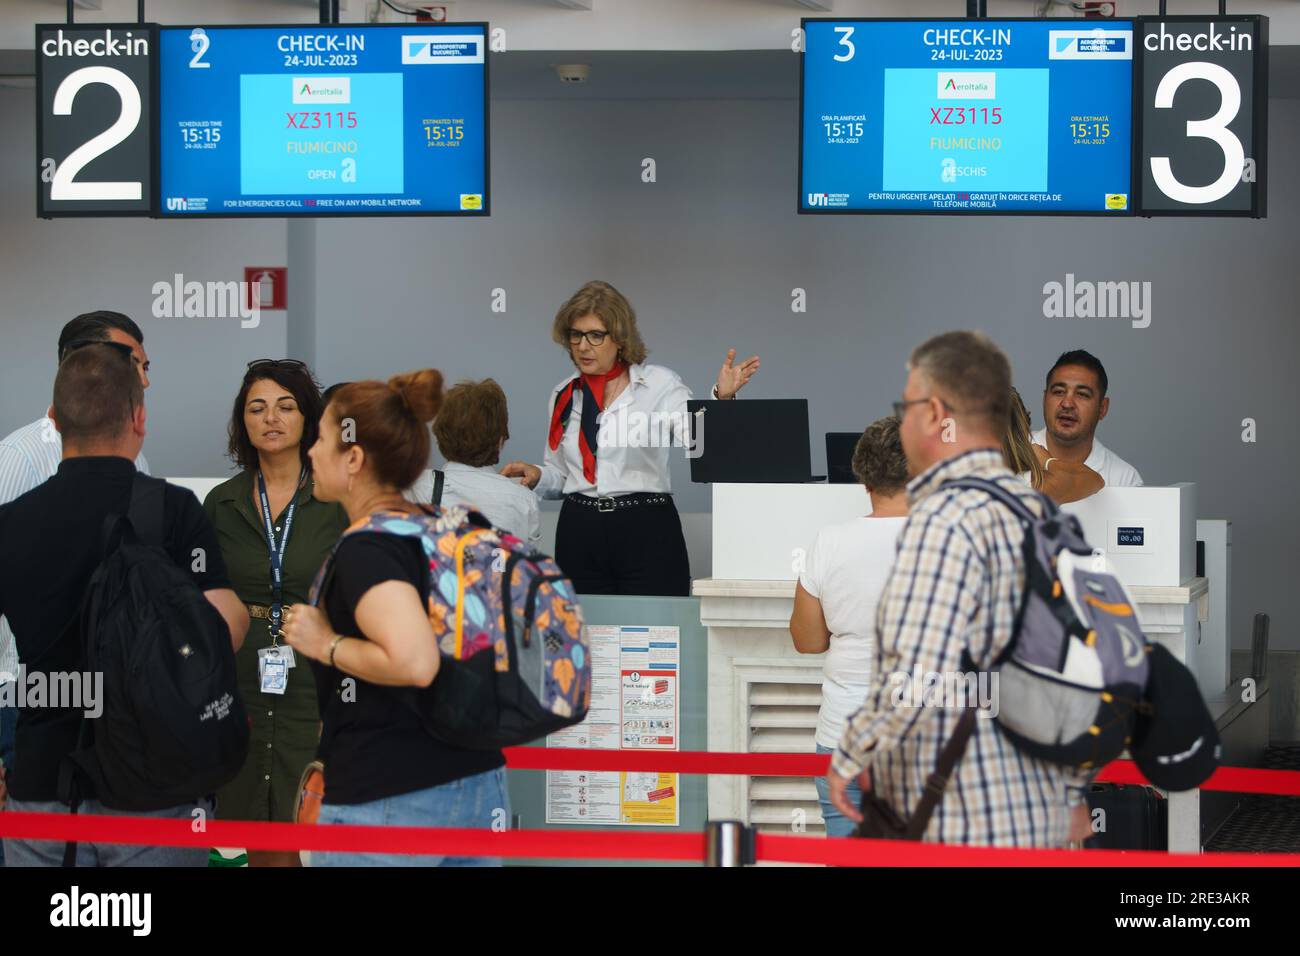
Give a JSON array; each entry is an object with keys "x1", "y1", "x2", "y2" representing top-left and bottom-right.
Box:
[{"x1": 203, "y1": 471, "x2": 348, "y2": 823}]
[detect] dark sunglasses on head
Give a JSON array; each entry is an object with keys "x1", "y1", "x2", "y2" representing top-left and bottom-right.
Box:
[
  {"x1": 247, "y1": 358, "x2": 309, "y2": 373},
  {"x1": 61, "y1": 339, "x2": 135, "y2": 364}
]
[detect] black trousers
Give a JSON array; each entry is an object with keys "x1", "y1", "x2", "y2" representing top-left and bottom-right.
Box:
[{"x1": 554, "y1": 496, "x2": 691, "y2": 597}]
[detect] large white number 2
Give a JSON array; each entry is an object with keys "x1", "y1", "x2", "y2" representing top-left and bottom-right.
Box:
[
  {"x1": 50, "y1": 66, "x2": 142, "y2": 201},
  {"x1": 1150, "y1": 62, "x2": 1244, "y2": 205},
  {"x1": 189, "y1": 30, "x2": 211, "y2": 69},
  {"x1": 833, "y1": 26, "x2": 855, "y2": 62}
]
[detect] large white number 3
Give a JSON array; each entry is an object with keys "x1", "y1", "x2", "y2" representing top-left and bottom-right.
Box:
[
  {"x1": 50, "y1": 66, "x2": 142, "y2": 201},
  {"x1": 1150, "y1": 62, "x2": 1244, "y2": 205},
  {"x1": 833, "y1": 26, "x2": 855, "y2": 62}
]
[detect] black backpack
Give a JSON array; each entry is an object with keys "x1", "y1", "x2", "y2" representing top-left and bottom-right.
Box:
[{"x1": 59, "y1": 476, "x2": 249, "y2": 819}]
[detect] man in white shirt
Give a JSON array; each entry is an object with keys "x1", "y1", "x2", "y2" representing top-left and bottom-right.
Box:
[
  {"x1": 1033, "y1": 349, "x2": 1142, "y2": 488},
  {"x1": 0, "y1": 313, "x2": 151, "y2": 842},
  {"x1": 408, "y1": 378, "x2": 541, "y2": 545}
]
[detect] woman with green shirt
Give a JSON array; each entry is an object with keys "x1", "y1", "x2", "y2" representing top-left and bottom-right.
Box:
[{"x1": 203, "y1": 359, "x2": 347, "y2": 867}]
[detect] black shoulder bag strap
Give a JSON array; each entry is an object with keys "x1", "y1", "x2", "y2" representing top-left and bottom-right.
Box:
[
  {"x1": 431, "y1": 470, "x2": 445, "y2": 507},
  {"x1": 904, "y1": 707, "x2": 979, "y2": 838}
]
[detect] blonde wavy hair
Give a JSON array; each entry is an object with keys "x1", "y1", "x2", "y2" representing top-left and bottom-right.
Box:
[{"x1": 551, "y1": 280, "x2": 648, "y2": 367}]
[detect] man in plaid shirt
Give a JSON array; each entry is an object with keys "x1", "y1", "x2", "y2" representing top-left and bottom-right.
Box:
[{"x1": 827, "y1": 331, "x2": 1088, "y2": 846}]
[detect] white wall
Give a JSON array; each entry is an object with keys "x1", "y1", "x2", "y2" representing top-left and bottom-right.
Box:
[{"x1": 0, "y1": 84, "x2": 288, "y2": 479}]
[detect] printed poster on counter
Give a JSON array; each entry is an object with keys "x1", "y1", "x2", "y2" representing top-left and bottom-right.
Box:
[{"x1": 545, "y1": 624, "x2": 680, "y2": 826}]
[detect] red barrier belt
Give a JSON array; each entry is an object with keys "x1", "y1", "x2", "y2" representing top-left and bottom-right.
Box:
[
  {"x1": 755, "y1": 834, "x2": 1300, "y2": 867},
  {"x1": 504, "y1": 748, "x2": 1300, "y2": 795},
  {"x1": 0, "y1": 812, "x2": 704, "y2": 862},
  {"x1": 2, "y1": 812, "x2": 1300, "y2": 866}
]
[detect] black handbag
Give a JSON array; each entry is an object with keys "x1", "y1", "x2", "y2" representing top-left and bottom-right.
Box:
[{"x1": 854, "y1": 708, "x2": 977, "y2": 841}]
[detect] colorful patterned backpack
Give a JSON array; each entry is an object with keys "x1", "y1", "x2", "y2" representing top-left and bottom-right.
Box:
[{"x1": 309, "y1": 504, "x2": 590, "y2": 749}]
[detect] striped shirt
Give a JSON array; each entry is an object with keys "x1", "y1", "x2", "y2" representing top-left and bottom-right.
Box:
[
  {"x1": 833, "y1": 448, "x2": 1082, "y2": 847},
  {"x1": 0, "y1": 417, "x2": 149, "y2": 681}
]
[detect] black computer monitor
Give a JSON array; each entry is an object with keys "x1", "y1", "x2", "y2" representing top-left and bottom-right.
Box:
[
  {"x1": 825, "y1": 431, "x2": 861, "y2": 484},
  {"x1": 687, "y1": 399, "x2": 818, "y2": 483}
]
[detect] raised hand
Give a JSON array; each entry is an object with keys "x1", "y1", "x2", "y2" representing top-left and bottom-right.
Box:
[{"x1": 715, "y1": 348, "x2": 760, "y2": 400}]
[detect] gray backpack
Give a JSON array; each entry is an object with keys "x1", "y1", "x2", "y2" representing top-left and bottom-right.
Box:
[{"x1": 944, "y1": 477, "x2": 1150, "y2": 771}]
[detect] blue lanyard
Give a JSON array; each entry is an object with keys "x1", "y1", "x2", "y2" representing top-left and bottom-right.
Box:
[{"x1": 257, "y1": 469, "x2": 303, "y2": 641}]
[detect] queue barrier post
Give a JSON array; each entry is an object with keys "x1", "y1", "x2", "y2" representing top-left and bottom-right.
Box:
[{"x1": 705, "y1": 820, "x2": 754, "y2": 867}]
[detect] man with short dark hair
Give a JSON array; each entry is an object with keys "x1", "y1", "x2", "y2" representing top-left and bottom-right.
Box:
[
  {"x1": 0, "y1": 312, "x2": 152, "y2": 864},
  {"x1": 1034, "y1": 349, "x2": 1142, "y2": 488},
  {"x1": 826, "y1": 331, "x2": 1087, "y2": 846},
  {"x1": 0, "y1": 345, "x2": 248, "y2": 867}
]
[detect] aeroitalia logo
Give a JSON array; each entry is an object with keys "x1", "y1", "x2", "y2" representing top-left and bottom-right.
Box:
[
  {"x1": 292, "y1": 76, "x2": 351, "y2": 104},
  {"x1": 937, "y1": 72, "x2": 995, "y2": 99}
]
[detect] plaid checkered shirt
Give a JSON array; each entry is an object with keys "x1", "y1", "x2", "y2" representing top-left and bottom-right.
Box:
[{"x1": 833, "y1": 448, "x2": 1086, "y2": 847}]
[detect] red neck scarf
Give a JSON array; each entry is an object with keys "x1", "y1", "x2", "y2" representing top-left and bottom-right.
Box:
[{"x1": 549, "y1": 362, "x2": 628, "y2": 484}]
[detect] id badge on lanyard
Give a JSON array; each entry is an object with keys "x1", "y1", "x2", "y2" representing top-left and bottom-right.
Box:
[{"x1": 257, "y1": 470, "x2": 303, "y2": 687}]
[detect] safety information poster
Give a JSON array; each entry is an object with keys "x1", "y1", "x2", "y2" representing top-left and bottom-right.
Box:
[{"x1": 545, "y1": 625, "x2": 680, "y2": 826}]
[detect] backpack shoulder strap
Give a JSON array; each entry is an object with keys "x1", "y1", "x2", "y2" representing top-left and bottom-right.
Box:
[
  {"x1": 309, "y1": 509, "x2": 448, "y2": 607},
  {"x1": 432, "y1": 470, "x2": 445, "y2": 506},
  {"x1": 126, "y1": 473, "x2": 165, "y2": 546},
  {"x1": 942, "y1": 475, "x2": 1054, "y2": 522}
]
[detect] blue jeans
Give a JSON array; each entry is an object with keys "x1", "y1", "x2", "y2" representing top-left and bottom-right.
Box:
[
  {"x1": 312, "y1": 767, "x2": 508, "y2": 867},
  {"x1": 815, "y1": 744, "x2": 863, "y2": 839},
  {"x1": 0, "y1": 689, "x2": 16, "y2": 867},
  {"x1": 3, "y1": 796, "x2": 214, "y2": 867}
]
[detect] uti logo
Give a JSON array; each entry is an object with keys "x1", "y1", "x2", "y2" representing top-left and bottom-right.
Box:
[
  {"x1": 807, "y1": 193, "x2": 829, "y2": 207},
  {"x1": 291, "y1": 76, "x2": 350, "y2": 104}
]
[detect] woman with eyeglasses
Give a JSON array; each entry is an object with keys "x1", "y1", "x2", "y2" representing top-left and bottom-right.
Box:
[
  {"x1": 202, "y1": 359, "x2": 347, "y2": 867},
  {"x1": 501, "y1": 280, "x2": 759, "y2": 596}
]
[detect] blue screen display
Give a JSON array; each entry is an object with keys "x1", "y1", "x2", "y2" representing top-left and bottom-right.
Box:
[
  {"x1": 801, "y1": 20, "x2": 1135, "y2": 213},
  {"x1": 158, "y1": 24, "x2": 487, "y2": 216}
]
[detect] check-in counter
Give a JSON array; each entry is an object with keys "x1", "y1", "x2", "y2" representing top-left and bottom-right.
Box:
[{"x1": 696, "y1": 481, "x2": 1260, "y2": 852}]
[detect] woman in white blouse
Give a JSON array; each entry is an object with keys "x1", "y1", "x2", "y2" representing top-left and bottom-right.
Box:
[{"x1": 502, "y1": 280, "x2": 758, "y2": 595}]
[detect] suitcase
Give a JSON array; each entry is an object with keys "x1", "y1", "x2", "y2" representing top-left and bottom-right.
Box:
[{"x1": 1084, "y1": 784, "x2": 1168, "y2": 850}]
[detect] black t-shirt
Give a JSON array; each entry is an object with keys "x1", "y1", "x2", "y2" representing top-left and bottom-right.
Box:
[
  {"x1": 0, "y1": 457, "x2": 232, "y2": 801},
  {"x1": 313, "y1": 531, "x2": 504, "y2": 806}
]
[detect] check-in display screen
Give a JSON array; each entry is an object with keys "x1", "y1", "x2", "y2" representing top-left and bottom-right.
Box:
[
  {"x1": 158, "y1": 24, "x2": 487, "y2": 216},
  {"x1": 801, "y1": 20, "x2": 1135, "y2": 213}
]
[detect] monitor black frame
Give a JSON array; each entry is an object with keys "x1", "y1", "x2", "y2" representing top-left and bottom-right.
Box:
[
  {"x1": 1132, "y1": 14, "x2": 1268, "y2": 219},
  {"x1": 797, "y1": 16, "x2": 1142, "y2": 218},
  {"x1": 35, "y1": 22, "x2": 161, "y2": 219},
  {"x1": 153, "y1": 20, "x2": 491, "y2": 220}
]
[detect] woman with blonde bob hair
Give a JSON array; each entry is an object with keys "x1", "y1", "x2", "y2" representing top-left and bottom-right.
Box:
[{"x1": 502, "y1": 280, "x2": 760, "y2": 595}]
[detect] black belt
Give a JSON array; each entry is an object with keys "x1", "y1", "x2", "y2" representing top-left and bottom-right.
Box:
[{"x1": 567, "y1": 492, "x2": 672, "y2": 513}]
